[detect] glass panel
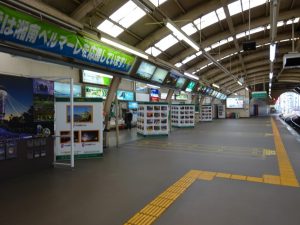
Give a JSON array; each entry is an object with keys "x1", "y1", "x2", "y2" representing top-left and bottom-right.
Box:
[
  {"x1": 155, "y1": 34, "x2": 178, "y2": 51},
  {"x1": 181, "y1": 23, "x2": 197, "y2": 36},
  {"x1": 97, "y1": 20, "x2": 124, "y2": 37}
]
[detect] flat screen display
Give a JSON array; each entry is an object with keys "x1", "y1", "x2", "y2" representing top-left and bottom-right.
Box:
[
  {"x1": 136, "y1": 61, "x2": 156, "y2": 79},
  {"x1": 82, "y1": 70, "x2": 112, "y2": 86},
  {"x1": 85, "y1": 86, "x2": 108, "y2": 99},
  {"x1": 226, "y1": 97, "x2": 244, "y2": 108},
  {"x1": 185, "y1": 81, "x2": 196, "y2": 92},
  {"x1": 164, "y1": 69, "x2": 180, "y2": 86},
  {"x1": 176, "y1": 77, "x2": 186, "y2": 89},
  {"x1": 54, "y1": 82, "x2": 82, "y2": 97},
  {"x1": 128, "y1": 102, "x2": 138, "y2": 109},
  {"x1": 151, "y1": 67, "x2": 168, "y2": 83},
  {"x1": 117, "y1": 90, "x2": 134, "y2": 101}
]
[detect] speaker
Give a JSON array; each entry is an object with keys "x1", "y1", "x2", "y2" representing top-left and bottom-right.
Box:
[{"x1": 242, "y1": 41, "x2": 256, "y2": 51}]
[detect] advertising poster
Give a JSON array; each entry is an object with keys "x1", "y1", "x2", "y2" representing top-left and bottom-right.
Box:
[
  {"x1": 117, "y1": 90, "x2": 134, "y2": 101},
  {"x1": 85, "y1": 86, "x2": 108, "y2": 99},
  {"x1": 54, "y1": 82, "x2": 82, "y2": 98},
  {"x1": 0, "y1": 75, "x2": 34, "y2": 139},
  {"x1": 226, "y1": 97, "x2": 244, "y2": 108},
  {"x1": 150, "y1": 89, "x2": 160, "y2": 102},
  {"x1": 55, "y1": 98, "x2": 103, "y2": 160}
]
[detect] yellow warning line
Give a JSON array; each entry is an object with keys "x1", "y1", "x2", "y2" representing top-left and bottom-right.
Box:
[
  {"x1": 271, "y1": 118, "x2": 299, "y2": 187},
  {"x1": 124, "y1": 171, "x2": 197, "y2": 225}
]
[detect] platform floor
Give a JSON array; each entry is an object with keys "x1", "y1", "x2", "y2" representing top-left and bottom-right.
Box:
[{"x1": 1, "y1": 116, "x2": 300, "y2": 225}]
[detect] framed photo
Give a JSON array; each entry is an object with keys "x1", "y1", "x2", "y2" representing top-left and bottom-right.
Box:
[
  {"x1": 67, "y1": 105, "x2": 93, "y2": 123},
  {"x1": 81, "y1": 130, "x2": 99, "y2": 143},
  {"x1": 60, "y1": 131, "x2": 80, "y2": 143}
]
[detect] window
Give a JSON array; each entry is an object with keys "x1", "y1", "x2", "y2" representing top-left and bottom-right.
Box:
[
  {"x1": 145, "y1": 47, "x2": 162, "y2": 57},
  {"x1": 97, "y1": 20, "x2": 124, "y2": 37},
  {"x1": 181, "y1": 23, "x2": 197, "y2": 36},
  {"x1": 149, "y1": 0, "x2": 168, "y2": 6},
  {"x1": 155, "y1": 34, "x2": 179, "y2": 51}
]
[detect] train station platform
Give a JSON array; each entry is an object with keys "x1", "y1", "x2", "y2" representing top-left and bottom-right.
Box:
[{"x1": 1, "y1": 116, "x2": 300, "y2": 225}]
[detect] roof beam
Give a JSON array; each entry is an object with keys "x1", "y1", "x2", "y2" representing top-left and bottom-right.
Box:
[
  {"x1": 221, "y1": 0, "x2": 248, "y2": 81},
  {"x1": 171, "y1": 8, "x2": 300, "y2": 66},
  {"x1": 71, "y1": 0, "x2": 105, "y2": 21}
]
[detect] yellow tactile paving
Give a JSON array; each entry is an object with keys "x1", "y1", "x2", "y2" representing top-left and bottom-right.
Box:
[
  {"x1": 216, "y1": 172, "x2": 232, "y2": 178},
  {"x1": 271, "y1": 118, "x2": 299, "y2": 187},
  {"x1": 263, "y1": 175, "x2": 281, "y2": 185},
  {"x1": 124, "y1": 172, "x2": 197, "y2": 225},
  {"x1": 247, "y1": 176, "x2": 264, "y2": 183},
  {"x1": 231, "y1": 174, "x2": 247, "y2": 180}
]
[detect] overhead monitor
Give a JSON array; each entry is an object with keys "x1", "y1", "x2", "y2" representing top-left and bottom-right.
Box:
[
  {"x1": 185, "y1": 81, "x2": 196, "y2": 92},
  {"x1": 128, "y1": 102, "x2": 138, "y2": 109},
  {"x1": 226, "y1": 97, "x2": 244, "y2": 108},
  {"x1": 117, "y1": 90, "x2": 134, "y2": 101},
  {"x1": 54, "y1": 82, "x2": 82, "y2": 97},
  {"x1": 175, "y1": 77, "x2": 186, "y2": 89},
  {"x1": 136, "y1": 61, "x2": 156, "y2": 80},
  {"x1": 164, "y1": 69, "x2": 180, "y2": 86},
  {"x1": 81, "y1": 70, "x2": 112, "y2": 86},
  {"x1": 85, "y1": 86, "x2": 108, "y2": 99},
  {"x1": 151, "y1": 67, "x2": 168, "y2": 83}
]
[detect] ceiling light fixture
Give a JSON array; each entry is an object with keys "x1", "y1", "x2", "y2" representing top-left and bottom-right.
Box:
[
  {"x1": 245, "y1": 87, "x2": 249, "y2": 91},
  {"x1": 270, "y1": 43, "x2": 276, "y2": 62},
  {"x1": 165, "y1": 21, "x2": 200, "y2": 51},
  {"x1": 101, "y1": 37, "x2": 149, "y2": 59},
  {"x1": 212, "y1": 83, "x2": 220, "y2": 89},
  {"x1": 147, "y1": 84, "x2": 160, "y2": 89},
  {"x1": 237, "y1": 80, "x2": 243, "y2": 86},
  {"x1": 269, "y1": 72, "x2": 273, "y2": 79},
  {"x1": 184, "y1": 72, "x2": 199, "y2": 80}
]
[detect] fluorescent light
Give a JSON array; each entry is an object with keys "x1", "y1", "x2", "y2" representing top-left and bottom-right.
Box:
[
  {"x1": 270, "y1": 44, "x2": 276, "y2": 62},
  {"x1": 147, "y1": 84, "x2": 160, "y2": 89},
  {"x1": 269, "y1": 72, "x2": 273, "y2": 79},
  {"x1": 245, "y1": 87, "x2": 249, "y2": 91},
  {"x1": 212, "y1": 83, "x2": 220, "y2": 89},
  {"x1": 101, "y1": 37, "x2": 149, "y2": 59},
  {"x1": 234, "y1": 93, "x2": 238, "y2": 96},
  {"x1": 237, "y1": 80, "x2": 242, "y2": 86},
  {"x1": 166, "y1": 22, "x2": 200, "y2": 51},
  {"x1": 184, "y1": 72, "x2": 199, "y2": 80}
]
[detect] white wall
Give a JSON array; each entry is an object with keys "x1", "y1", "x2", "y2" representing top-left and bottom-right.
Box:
[{"x1": 0, "y1": 52, "x2": 79, "y2": 81}]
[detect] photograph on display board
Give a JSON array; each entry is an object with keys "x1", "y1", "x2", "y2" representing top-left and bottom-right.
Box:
[
  {"x1": 33, "y1": 95, "x2": 55, "y2": 122},
  {"x1": 0, "y1": 74, "x2": 35, "y2": 139},
  {"x1": 0, "y1": 143, "x2": 5, "y2": 160},
  {"x1": 81, "y1": 130, "x2": 99, "y2": 143},
  {"x1": 67, "y1": 105, "x2": 93, "y2": 123},
  {"x1": 33, "y1": 79, "x2": 54, "y2": 96},
  {"x1": 5, "y1": 142, "x2": 17, "y2": 159},
  {"x1": 54, "y1": 82, "x2": 82, "y2": 97},
  {"x1": 60, "y1": 131, "x2": 80, "y2": 143}
]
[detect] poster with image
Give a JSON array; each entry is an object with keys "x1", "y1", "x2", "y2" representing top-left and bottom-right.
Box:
[
  {"x1": 0, "y1": 75, "x2": 34, "y2": 137},
  {"x1": 66, "y1": 105, "x2": 93, "y2": 123}
]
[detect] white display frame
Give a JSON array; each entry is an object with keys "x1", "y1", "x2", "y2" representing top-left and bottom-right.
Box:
[
  {"x1": 171, "y1": 104, "x2": 195, "y2": 127},
  {"x1": 55, "y1": 98, "x2": 103, "y2": 160},
  {"x1": 200, "y1": 105, "x2": 213, "y2": 121},
  {"x1": 137, "y1": 103, "x2": 169, "y2": 136}
]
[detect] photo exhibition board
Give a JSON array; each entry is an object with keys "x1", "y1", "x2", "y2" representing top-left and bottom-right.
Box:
[{"x1": 55, "y1": 98, "x2": 103, "y2": 160}]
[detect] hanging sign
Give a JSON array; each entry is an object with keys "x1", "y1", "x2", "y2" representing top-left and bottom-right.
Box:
[{"x1": 0, "y1": 4, "x2": 136, "y2": 73}]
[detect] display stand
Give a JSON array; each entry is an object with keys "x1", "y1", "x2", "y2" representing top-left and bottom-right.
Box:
[
  {"x1": 200, "y1": 105, "x2": 213, "y2": 121},
  {"x1": 137, "y1": 102, "x2": 169, "y2": 136},
  {"x1": 55, "y1": 98, "x2": 103, "y2": 160},
  {"x1": 218, "y1": 105, "x2": 226, "y2": 119},
  {"x1": 171, "y1": 104, "x2": 195, "y2": 127}
]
